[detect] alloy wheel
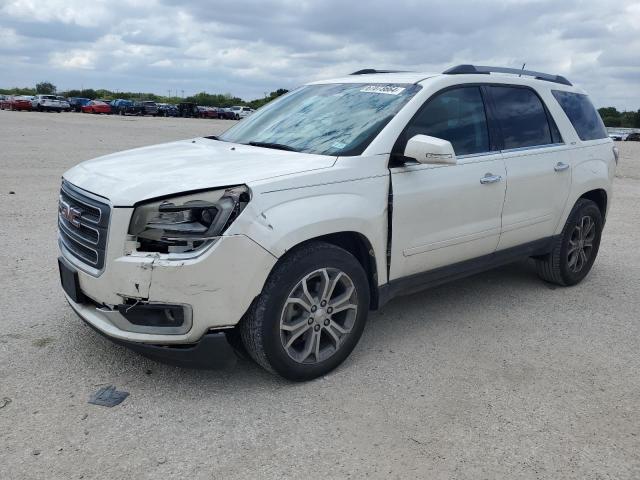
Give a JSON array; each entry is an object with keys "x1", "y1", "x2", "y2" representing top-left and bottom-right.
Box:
[
  {"x1": 567, "y1": 215, "x2": 596, "y2": 273},
  {"x1": 279, "y1": 268, "x2": 358, "y2": 364}
]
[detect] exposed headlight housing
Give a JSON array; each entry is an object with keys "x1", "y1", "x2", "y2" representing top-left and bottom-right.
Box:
[{"x1": 128, "y1": 186, "x2": 250, "y2": 254}]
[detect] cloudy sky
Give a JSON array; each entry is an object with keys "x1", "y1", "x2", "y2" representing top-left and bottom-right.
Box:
[{"x1": 1, "y1": 0, "x2": 638, "y2": 108}]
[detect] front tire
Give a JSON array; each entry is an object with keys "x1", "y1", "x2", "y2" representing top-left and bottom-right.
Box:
[
  {"x1": 241, "y1": 242, "x2": 370, "y2": 381},
  {"x1": 535, "y1": 198, "x2": 603, "y2": 286}
]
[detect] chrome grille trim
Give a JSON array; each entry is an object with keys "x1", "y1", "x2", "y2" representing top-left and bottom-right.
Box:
[
  {"x1": 60, "y1": 183, "x2": 102, "y2": 223},
  {"x1": 58, "y1": 217, "x2": 99, "y2": 249},
  {"x1": 59, "y1": 229, "x2": 99, "y2": 265},
  {"x1": 58, "y1": 180, "x2": 110, "y2": 270}
]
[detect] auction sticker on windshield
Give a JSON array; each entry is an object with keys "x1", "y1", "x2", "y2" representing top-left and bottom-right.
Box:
[{"x1": 360, "y1": 85, "x2": 406, "y2": 95}]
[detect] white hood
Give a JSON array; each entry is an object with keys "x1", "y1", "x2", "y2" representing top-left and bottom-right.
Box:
[{"x1": 63, "y1": 138, "x2": 336, "y2": 206}]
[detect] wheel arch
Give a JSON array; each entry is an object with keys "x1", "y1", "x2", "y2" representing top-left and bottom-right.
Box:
[
  {"x1": 579, "y1": 188, "x2": 607, "y2": 219},
  {"x1": 284, "y1": 232, "x2": 381, "y2": 310},
  {"x1": 555, "y1": 155, "x2": 612, "y2": 236}
]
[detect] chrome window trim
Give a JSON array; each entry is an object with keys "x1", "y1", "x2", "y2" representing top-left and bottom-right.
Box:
[
  {"x1": 456, "y1": 151, "x2": 499, "y2": 160},
  {"x1": 500, "y1": 142, "x2": 566, "y2": 154}
]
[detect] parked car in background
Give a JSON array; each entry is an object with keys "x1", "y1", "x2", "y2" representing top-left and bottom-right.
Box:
[
  {"x1": 81, "y1": 100, "x2": 112, "y2": 114},
  {"x1": 0, "y1": 95, "x2": 12, "y2": 109},
  {"x1": 216, "y1": 107, "x2": 236, "y2": 120},
  {"x1": 3, "y1": 95, "x2": 33, "y2": 111},
  {"x1": 178, "y1": 102, "x2": 198, "y2": 117},
  {"x1": 157, "y1": 103, "x2": 178, "y2": 117},
  {"x1": 229, "y1": 105, "x2": 255, "y2": 119},
  {"x1": 625, "y1": 132, "x2": 640, "y2": 141},
  {"x1": 68, "y1": 97, "x2": 91, "y2": 112},
  {"x1": 134, "y1": 101, "x2": 159, "y2": 116},
  {"x1": 32, "y1": 94, "x2": 69, "y2": 112},
  {"x1": 197, "y1": 106, "x2": 218, "y2": 119},
  {"x1": 608, "y1": 132, "x2": 625, "y2": 141},
  {"x1": 56, "y1": 96, "x2": 72, "y2": 111},
  {"x1": 110, "y1": 99, "x2": 133, "y2": 115}
]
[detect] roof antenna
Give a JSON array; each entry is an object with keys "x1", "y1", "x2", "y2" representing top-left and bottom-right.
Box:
[{"x1": 519, "y1": 63, "x2": 526, "y2": 77}]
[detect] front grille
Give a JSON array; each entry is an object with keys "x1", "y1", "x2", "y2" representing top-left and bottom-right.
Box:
[{"x1": 58, "y1": 180, "x2": 110, "y2": 270}]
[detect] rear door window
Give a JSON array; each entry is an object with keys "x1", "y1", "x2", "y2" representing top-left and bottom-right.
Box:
[
  {"x1": 490, "y1": 86, "x2": 553, "y2": 149},
  {"x1": 551, "y1": 90, "x2": 607, "y2": 141}
]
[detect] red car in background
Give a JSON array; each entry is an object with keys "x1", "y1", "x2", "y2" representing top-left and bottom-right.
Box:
[
  {"x1": 81, "y1": 100, "x2": 111, "y2": 114},
  {"x1": 196, "y1": 106, "x2": 218, "y2": 119},
  {"x1": 0, "y1": 96, "x2": 33, "y2": 111}
]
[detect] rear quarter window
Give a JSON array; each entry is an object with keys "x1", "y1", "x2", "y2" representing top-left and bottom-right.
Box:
[{"x1": 551, "y1": 91, "x2": 607, "y2": 141}]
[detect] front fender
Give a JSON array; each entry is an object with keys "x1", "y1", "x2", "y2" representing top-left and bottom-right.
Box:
[{"x1": 232, "y1": 176, "x2": 389, "y2": 285}]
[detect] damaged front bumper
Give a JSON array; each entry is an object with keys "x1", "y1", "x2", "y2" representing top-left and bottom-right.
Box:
[
  {"x1": 59, "y1": 206, "x2": 277, "y2": 353},
  {"x1": 71, "y1": 297, "x2": 238, "y2": 369}
]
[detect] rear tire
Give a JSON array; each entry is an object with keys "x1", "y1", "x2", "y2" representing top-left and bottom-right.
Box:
[
  {"x1": 240, "y1": 242, "x2": 370, "y2": 381},
  {"x1": 535, "y1": 198, "x2": 603, "y2": 286}
]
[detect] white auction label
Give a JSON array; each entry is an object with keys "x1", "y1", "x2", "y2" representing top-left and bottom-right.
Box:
[{"x1": 359, "y1": 85, "x2": 406, "y2": 95}]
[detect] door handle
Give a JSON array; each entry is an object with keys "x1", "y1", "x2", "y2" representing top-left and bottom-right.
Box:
[
  {"x1": 480, "y1": 173, "x2": 502, "y2": 185},
  {"x1": 554, "y1": 162, "x2": 570, "y2": 172}
]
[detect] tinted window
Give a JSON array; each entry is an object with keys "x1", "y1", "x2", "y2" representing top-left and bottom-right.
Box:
[
  {"x1": 400, "y1": 87, "x2": 490, "y2": 156},
  {"x1": 491, "y1": 86, "x2": 552, "y2": 149},
  {"x1": 552, "y1": 90, "x2": 607, "y2": 141}
]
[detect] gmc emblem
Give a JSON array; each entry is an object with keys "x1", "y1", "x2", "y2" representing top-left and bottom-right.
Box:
[{"x1": 59, "y1": 200, "x2": 83, "y2": 228}]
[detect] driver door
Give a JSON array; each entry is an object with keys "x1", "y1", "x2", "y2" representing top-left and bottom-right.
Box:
[{"x1": 389, "y1": 86, "x2": 506, "y2": 280}]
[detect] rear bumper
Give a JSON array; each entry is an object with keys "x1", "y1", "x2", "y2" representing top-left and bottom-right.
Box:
[{"x1": 70, "y1": 298, "x2": 238, "y2": 369}]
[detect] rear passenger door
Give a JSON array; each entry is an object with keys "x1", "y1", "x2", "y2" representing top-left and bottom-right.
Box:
[{"x1": 487, "y1": 85, "x2": 572, "y2": 250}]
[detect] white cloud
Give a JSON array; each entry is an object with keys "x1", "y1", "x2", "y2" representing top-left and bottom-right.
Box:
[
  {"x1": 50, "y1": 49, "x2": 94, "y2": 69},
  {"x1": 0, "y1": 0, "x2": 638, "y2": 108}
]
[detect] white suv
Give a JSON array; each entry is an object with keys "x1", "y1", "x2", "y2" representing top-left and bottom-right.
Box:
[
  {"x1": 229, "y1": 105, "x2": 254, "y2": 119},
  {"x1": 32, "y1": 94, "x2": 70, "y2": 112},
  {"x1": 58, "y1": 65, "x2": 616, "y2": 380}
]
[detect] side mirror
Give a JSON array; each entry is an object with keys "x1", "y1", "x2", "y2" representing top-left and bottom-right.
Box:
[{"x1": 404, "y1": 135, "x2": 457, "y2": 165}]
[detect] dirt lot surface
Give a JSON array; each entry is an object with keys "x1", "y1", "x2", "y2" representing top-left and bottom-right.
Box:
[{"x1": 1, "y1": 110, "x2": 639, "y2": 479}]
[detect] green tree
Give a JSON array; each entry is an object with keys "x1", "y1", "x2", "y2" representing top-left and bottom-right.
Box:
[
  {"x1": 35, "y1": 81, "x2": 56, "y2": 94},
  {"x1": 598, "y1": 107, "x2": 619, "y2": 118},
  {"x1": 247, "y1": 89, "x2": 289, "y2": 109},
  {"x1": 602, "y1": 116, "x2": 621, "y2": 127}
]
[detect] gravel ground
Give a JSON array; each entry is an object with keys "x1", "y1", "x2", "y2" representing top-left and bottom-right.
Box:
[{"x1": 1, "y1": 110, "x2": 639, "y2": 479}]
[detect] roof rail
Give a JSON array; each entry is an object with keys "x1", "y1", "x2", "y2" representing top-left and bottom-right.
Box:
[
  {"x1": 443, "y1": 64, "x2": 572, "y2": 86},
  {"x1": 350, "y1": 69, "x2": 409, "y2": 75}
]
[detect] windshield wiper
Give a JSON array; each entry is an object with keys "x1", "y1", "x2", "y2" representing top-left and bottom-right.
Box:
[{"x1": 248, "y1": 141, "x2": 299, "y2": 152}]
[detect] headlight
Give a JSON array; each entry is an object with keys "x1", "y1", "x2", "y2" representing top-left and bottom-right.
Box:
[{"x1": 128, "y1": 185, "x2": 250, "y2": 254}]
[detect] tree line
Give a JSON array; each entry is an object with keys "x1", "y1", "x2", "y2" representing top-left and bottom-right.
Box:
[
  {"x1": 0, "y1": 81, "x2": 289, "y2": 110},
  {"x1": 597, "y1": 107, "x2": 640, "y2": 128},
  {"x1": 2, "y1": 81, "x2": 638, "y2": 127}
]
